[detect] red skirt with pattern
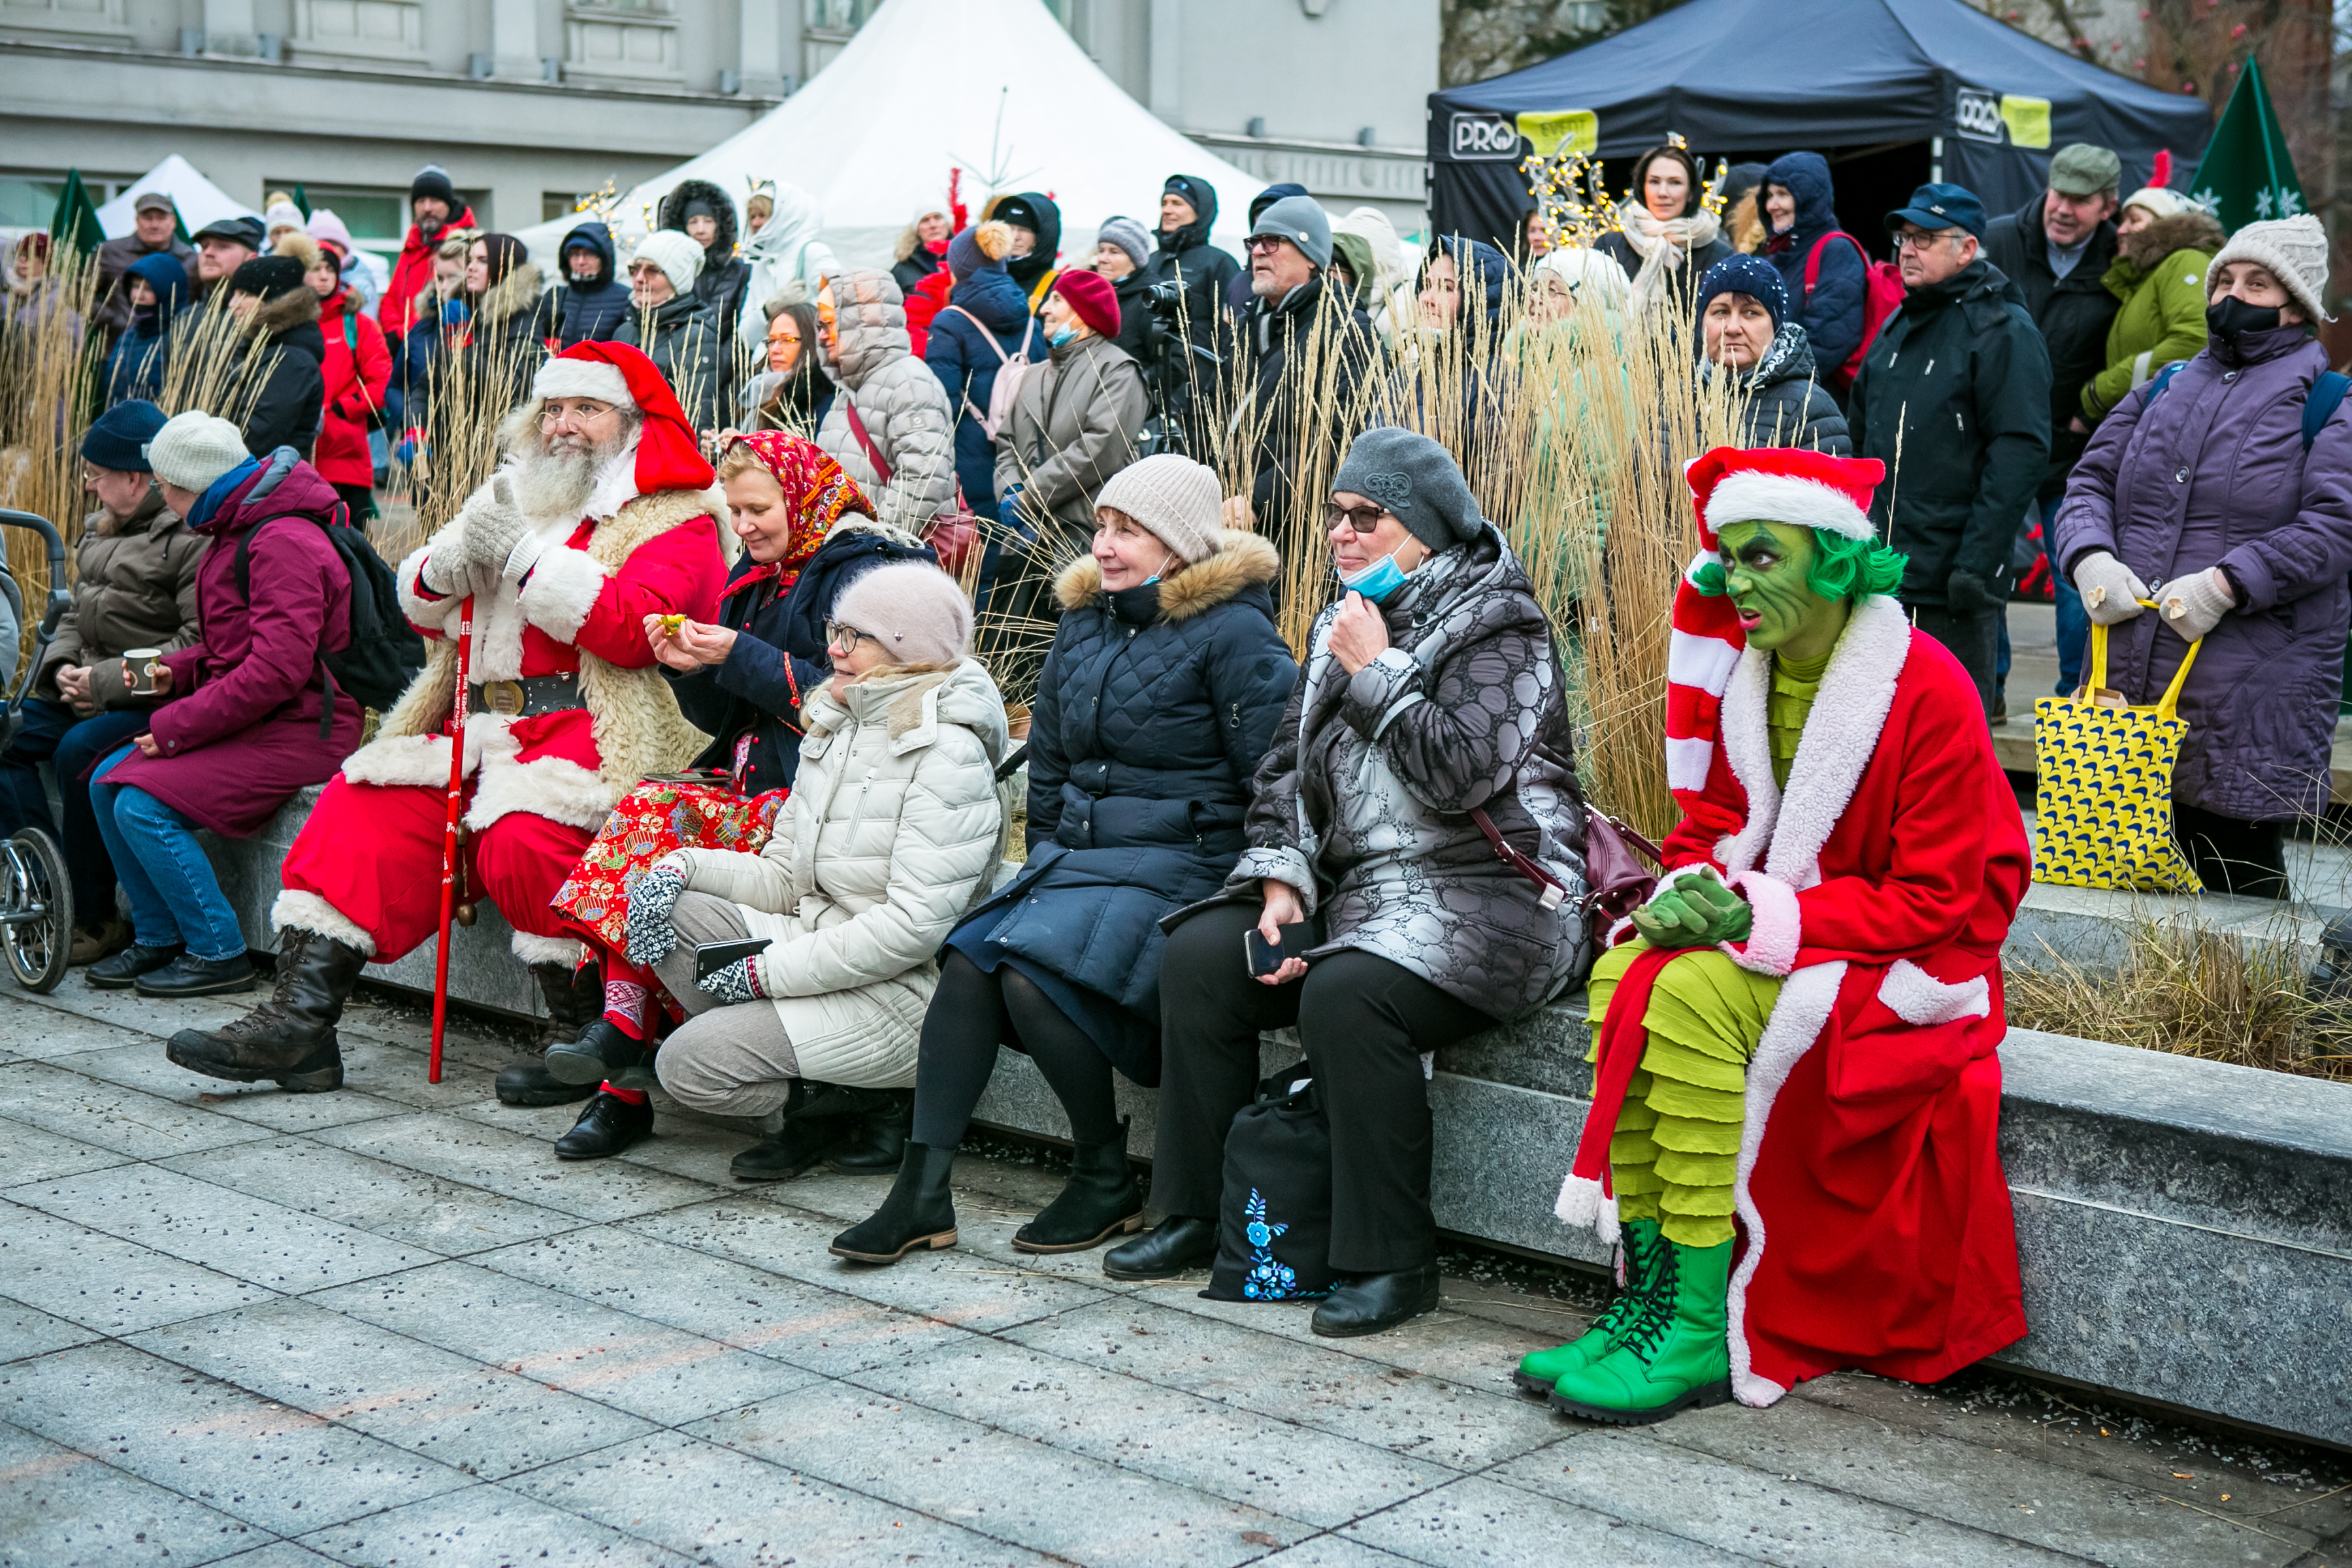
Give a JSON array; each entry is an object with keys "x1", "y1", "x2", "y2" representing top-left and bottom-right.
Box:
[{"x1": 551, "y1": 779, "x2": 789, "y2": 953}]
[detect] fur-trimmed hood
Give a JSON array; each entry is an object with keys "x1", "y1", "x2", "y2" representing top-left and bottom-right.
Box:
[
  {"x1": 2117, "y1": 210, "x2": 2225, "y2": 276},
  {"x1": 475, "y1": 261, "x2": 546, "y2": 327},
  {"x1": 1053, "y1": 528, "x2": 1279, "y2": 621},
  {"x1": 659, "y1": 178, "x2": 740, "y2": 267},
  {"x1": 242, "y1": 284, "x2": 321, "y2": 341}
]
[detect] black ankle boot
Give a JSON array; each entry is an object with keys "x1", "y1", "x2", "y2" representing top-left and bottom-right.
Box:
[
  {"x1": 544, "y1": 1016, "x2": 645, "y2": 1085},
  {"x1": 1310, "y1": 1263, "x2": 1442, "y2": 1338},
  {"x1": 830, "y1": 1143, "x2": 958, "y2": 1264},
  {"x1": 822, "y1": 1087, "x2": 913, "y2": 1174},
  {"x1": 496, "y1": 959, "x2": 604, "y2": 1106},
  {"x1": 165, "y1": 926, "x2": 365, "y2": 1087},
  {"x1": 86, "y1": 941, "x2": 183, "y2": 990},
  {"x1": 1102, "y1": 1215, "x2": 1218, "y2": 1281},
  {"x1": 731, "y1": 1080, "x2": 845, "y2": 1181},
  {"x1": 136, "y1": 952, "x2": 255, "y2": 998},
  {"x1": 1013, "y1": 1122, "x2": 1144, "y2": 1254},
  {"x1": 553, "y1": 1090, "x2": 653, "y2": 1160}
]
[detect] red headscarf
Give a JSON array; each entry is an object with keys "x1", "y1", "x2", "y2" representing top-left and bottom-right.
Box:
[{"x1": 723, "y1": 430, "x2": 873, "y2": 596}]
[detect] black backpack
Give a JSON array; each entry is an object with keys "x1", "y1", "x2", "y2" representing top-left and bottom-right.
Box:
[{"x1": 235, "y1": 500, "x2": 426, "y2": 732}]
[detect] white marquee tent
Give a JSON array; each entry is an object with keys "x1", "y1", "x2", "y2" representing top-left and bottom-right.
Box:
[
  {"x1": 515, "y1": 0, "x2": 1266, "y2": 276},
  {"x1": 93, "y1": 155, "x2": 258, "y2": 242}
]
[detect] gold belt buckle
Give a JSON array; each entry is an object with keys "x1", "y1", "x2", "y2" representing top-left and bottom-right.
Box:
[{"x1": 480, "y1": 679, "x2": 526, "y2": 717}]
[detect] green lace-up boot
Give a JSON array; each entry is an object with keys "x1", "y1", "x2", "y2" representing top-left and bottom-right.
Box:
[
  {"x1": 1548, "y1": 1234, "x2": 1735, "y2": 1424},
  {"x1": 1512, "y1": 1218, "x2": 1663, "y2": 1396}
]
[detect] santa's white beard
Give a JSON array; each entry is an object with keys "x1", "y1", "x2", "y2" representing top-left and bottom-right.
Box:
[{"x1": 510, "y1": 425, "x2": 631, "y2": 519}]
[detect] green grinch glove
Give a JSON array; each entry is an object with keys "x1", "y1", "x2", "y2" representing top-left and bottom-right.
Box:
[{"x1": 1629, "y1": 870, "x2": 1752, "y2": 949}]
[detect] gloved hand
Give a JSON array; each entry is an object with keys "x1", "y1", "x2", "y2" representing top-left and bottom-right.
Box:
[
  {"x1": 1629, "y1": 870, "x2": 1752, "y2": 950},
  {"x1": 997, "y1": 487, "x2": 1036, "y2": 544},
  {"x1": 1943, "y1": 566, "x2": 2002, "y2": 618},
  {"x1": 2157, "y1": 567, "x2": 2234, "y2": 644},
  {"x1": 2070, "y1": 550, "x2": 2150, "y2": 626},
  {"x1": 453, "y1": 474, "x2": 532, "y2": 585},
  {"x1": 623, "y1": 855, "x2": 691, "y2": 970},
  {"x1": 697, "y1": 953, "x2": 766, "y2": 1005}
]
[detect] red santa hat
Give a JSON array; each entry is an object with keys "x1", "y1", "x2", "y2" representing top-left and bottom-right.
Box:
[
  {"x1": 531, "y1": 341, "x2": 715, "y2": 495},
  {"x1": 1663, "y1": 446, "x2": 1886, "y2": 808}
]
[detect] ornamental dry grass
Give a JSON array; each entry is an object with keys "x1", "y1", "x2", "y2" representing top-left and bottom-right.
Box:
[
  {"x1": 0, "y1": 246, "x2": 105, "y2": 673},
  {"x1": 2005, "y1": 917, "x2": 2352, "y2": 1082}
]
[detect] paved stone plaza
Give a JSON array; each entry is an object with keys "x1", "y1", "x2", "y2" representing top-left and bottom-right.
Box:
[{"x1": 3, "y1": 975, "x2": 2347, "y2": 1568}]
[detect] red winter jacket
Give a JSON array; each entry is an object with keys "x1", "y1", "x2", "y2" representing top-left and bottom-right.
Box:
[
  {"x1": 313, "y1": 287, "x2": 392, "y2": 488},
  {"x1": 381, "y1": 208, "x2": 477, "y2": 339}
]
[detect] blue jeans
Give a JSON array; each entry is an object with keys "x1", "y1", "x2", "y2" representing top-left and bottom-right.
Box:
[
  {"x1": 0, "y1": 698, "x2": 150, "y2": 919},
  {"x1": 88, "y1": 747, "x2": 246, "y2": 960},
  {"x1": 2046, "y1": 495, "x2": 2089, "y2": 693}
]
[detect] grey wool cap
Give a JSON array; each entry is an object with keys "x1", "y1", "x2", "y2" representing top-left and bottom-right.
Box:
[
  {"x1": 1247, "y1": 195, "x2": 1333, "y2": 272},
  {"x1": 1331, "y1": 427, "x2": 1483, "y2": 551}
]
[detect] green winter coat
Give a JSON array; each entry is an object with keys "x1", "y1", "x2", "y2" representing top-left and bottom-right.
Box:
[{"x1": 2083, "y1": 211, "x2": 2225, "y2": 421}]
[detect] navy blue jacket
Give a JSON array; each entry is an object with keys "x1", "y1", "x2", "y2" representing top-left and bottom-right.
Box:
[
  {"x1": 960, "y1": 532, "x2": 1296, "y2": 1021},
  {"x1": 102, "y1": 252, "x2": 190, "y2": 408},
  {"x1": 1760, "y1": 152, "x2": 1867, "y2": 380},
  {"x1": 555, "y1": 222, "x2": 631, "y2": 347},
  {"x1": 925, "y1": 265, "x2": 1046, "y2": 508},
  {"x1": 670, "y1": 517, "x2": 936, "y2": 794}
]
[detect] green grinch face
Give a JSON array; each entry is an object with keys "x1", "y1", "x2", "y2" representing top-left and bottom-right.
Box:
[{"x1": 1718, "y1": 521, "x2": 1845, "y2": 657}]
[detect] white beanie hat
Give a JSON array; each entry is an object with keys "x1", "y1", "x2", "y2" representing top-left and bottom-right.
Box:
[
  {"x1": 831, "y1": 561, "x2": 974, "y2": 667},
  {"x1": 1094, "y1": 453, "x2": 1223, "y2": 564},
  {"x1": 262, "y1": 200, "x2": 304, "y2": 235},
  {"x1": 2121, "y1": 187, "x2": 2197, "y2": 223},
  {"x1": 632, "y1": 229, "x2": 705, "y2": 297},
  {"x1": 148, "y1": 410, "x2": 252, "y2": 493},
  {"x1": 2211, "y1": 214, "x2": 2332, "y2": 324}
]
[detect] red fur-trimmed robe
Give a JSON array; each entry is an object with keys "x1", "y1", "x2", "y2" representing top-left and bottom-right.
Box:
[{"x1": 1560, "y1": 593, "x2": 2033, "y2": 1405}]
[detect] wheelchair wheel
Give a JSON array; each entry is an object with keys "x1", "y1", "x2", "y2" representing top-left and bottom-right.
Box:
[{"x1": 2, "y1": 827, "x2": 72, "y2": 994}]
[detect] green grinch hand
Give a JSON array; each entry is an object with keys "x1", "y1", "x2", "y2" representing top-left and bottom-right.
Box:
[{"x1": 1629, "y1": 872, "x2": 1752, "y2": 949}]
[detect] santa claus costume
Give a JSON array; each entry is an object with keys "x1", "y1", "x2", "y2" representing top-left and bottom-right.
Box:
[
  {"x1": 1519, "y1": 445, "x2": 2031, "y2": 1423},
  {"x1": 167, "y1": 342, "x2": 730, "y2": 1144}
]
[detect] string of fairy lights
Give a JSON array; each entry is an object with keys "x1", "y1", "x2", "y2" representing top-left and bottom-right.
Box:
[{"x1": 1520, "y1": 131, "x2": 1729, "y2": 251}]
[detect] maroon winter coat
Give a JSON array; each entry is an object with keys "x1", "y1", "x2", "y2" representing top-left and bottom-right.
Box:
[
  {"x1": 104, "y1": 449, "x2": 364, "y2": 836},
  {"x1": 2054, "y1": 325, "x2": 2352, "y2": 820}
]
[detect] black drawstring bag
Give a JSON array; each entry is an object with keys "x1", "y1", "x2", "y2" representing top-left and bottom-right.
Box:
[{"x1": 1203, "y1": 1067, "x2": 1337, "y2": 1302}]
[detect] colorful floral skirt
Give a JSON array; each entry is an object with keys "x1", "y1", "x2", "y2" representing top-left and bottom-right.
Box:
[{"x1": 551, "y1": 779, "x2": 789, "y2": 953}]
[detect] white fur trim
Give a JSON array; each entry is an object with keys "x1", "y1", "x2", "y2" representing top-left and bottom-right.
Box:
[
  {"x1": 343, "y1": 732, "x2": 458, "y2": 790},
  {"x1": 1665, "y1": 735, "x2": 1716, "y2": 794},
  {"x1": 395, "y1": 542, "x2": 462, "y2": 633},
  {"x1": 1725, "y1": 958, "x2": 1846, "y2": 1408},
  {"x1": 532, "y1": 359, "x2": 633, "y2": 409},
  {"x1": 1876, "y1": 959, "x2": 1991, "y2": 1026},
  {"x1": 1714, "y1": 645, "x2": 1780, "y2": 879},
  {"x1": 270, "y1": 889, "x2": 376, "y2": 956},
  {"x1": 1668, "y1": 628, "x2": 1742, "y2": 698},
  {"x1": 1553, "y1": 1171, "x2": 1620, "y2": 1245},
  {"x1": 1708, "y1": 472, "x2": 1874, "y2": 541},
  {"x1": 517, "y1": 545, "x2": 606, "y2": 644},
  {"x1": 1723, "y1": 872, "x2": 1800, "y2": 976},
  {"x1": 582, "y1": 436, "x2": 642, "y2": 522},
  {"x1": 510, "y1": 930, "x2": 585, "y2": 965},
  {"x1": 463, "y1": 744, "x2": 617, "y2": 833},
  {"x1": 1763, "y1": 596, "x2": 1910, "y2": 891}
]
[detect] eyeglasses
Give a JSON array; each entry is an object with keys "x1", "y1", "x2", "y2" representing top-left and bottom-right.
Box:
[
  {"x1": 1244, "y1": 236, "x2": 1288, "y2": 255},
  {"x1": 1324, "y1": 502, "x2": 1390, "y2": 536},
  {"x1": 539, "y1": 401, "x2": 614, "y2": 429},
  {"x1": 1894, "y1": 229, "x2": 1965, "y2": 252},
  {"x1": 825, "y1": 621, "x2": 879, "y2": 655}
]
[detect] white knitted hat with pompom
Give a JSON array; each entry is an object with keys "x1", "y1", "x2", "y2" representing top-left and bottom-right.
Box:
[{"x1": 2211, "y1": 213, "x2": 2332, "y2": 324}]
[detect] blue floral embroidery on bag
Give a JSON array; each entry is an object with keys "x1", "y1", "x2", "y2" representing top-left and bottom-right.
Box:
[{"x1": 1239, "y1": 1188, "x2": 1325, "y2": 1299}]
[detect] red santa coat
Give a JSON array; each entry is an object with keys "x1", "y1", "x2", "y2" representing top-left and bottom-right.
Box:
[{"x1": 1563, "y1": 593, "x2": 2032, "y2": 1405}]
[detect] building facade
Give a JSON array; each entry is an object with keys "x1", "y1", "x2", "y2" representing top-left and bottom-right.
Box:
[{"x1": 0, "y1": 0, "x2": 1433, "y2": 251}]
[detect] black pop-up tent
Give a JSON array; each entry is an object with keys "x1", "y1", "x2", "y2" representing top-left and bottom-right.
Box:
[{"x1": 1428, "y1": 0, "x2": 2213, "y2": 254}]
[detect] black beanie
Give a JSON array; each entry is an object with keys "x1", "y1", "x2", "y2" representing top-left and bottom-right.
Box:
[
  {"x1": 229, "y1": 255, "x2": 306, "y2": 301},
  {"x1": 80, "y1": 399, "x2": 167, "y2": 473},
  {"x1": 410, "y1": 164, "x2": 456, "y2": 205}
]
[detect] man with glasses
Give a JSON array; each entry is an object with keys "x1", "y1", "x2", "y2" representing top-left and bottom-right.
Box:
[
  {"x1": 1847, "y1": 183, "x2": 2051, "y2": 715},
  {"x1": 170, "y1": 344, "x2": 729, "y2": 1126}
]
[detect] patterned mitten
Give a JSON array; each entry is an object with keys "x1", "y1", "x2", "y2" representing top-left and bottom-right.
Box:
[
  {"x1": 697, "y1": 955, "x2": 766, "y2": 1005},
  {"x1": 623, "y1": 858, "x2": 690, "y2": 969}
]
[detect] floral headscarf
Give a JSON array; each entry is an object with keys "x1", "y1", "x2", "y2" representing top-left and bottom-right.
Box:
[{"x1": 724, "y1": 430, "x2": 873, "y2": 596}]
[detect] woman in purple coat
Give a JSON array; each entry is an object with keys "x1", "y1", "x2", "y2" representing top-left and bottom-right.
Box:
[
  {"x1": 84, "y1": 412, "x2": 361, "y2": 999},
  {"x1": 2055, "y1": 216, "x2": 2352, "y2": 897}
]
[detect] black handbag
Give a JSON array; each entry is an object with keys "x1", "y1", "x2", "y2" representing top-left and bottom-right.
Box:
[{"x1": 1203, "y1": 1068, "x2": 1338, "y2": 1302}]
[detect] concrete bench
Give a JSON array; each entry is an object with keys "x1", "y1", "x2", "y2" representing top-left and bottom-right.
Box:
[{"x1": 204, "y1": 788, "x2": 2352, "y2": 1451}]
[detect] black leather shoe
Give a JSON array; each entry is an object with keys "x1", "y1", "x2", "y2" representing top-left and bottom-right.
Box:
[
  {"x1": 1102, "y1": 1215, "x2": 1218, "y2": 1281},
  {"x1": 544, "y1": 1016, "x2": 645, "y2": 1086},
  {"x1": 1014, "y1": 1122, "x2": 1144, "y2": 1254},
  {"x1": 86, "y1": 941, "x2": 183, "y2": 990},
  {"x1": 830, "y1": 1143, "x2": 958, "y2": 1263},
  {"x1": 134, "y1": 952, "x2": 255, "y2": 998},
  {"x1": 1310, "y1": 1264, "x2": 1442, "y2": 1339},
  {"x1": 495, "y1": 1060, "x2": 598, "y2": 1107},
  {"x1": 553, "y1": 1090, "x2": 653, "y2": 1160}
]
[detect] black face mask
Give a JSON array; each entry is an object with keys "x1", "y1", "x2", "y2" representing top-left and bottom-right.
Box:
[{"x1": 2206, "y1": 293, "x2": 2284, "y2": 342}]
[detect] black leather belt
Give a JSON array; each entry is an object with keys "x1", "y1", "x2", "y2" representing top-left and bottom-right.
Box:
[{"x1": 469, "y1": 672, "x2": 585, "y2": 717}]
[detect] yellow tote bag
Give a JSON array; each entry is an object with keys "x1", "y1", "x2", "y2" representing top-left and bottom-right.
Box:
[{"x1": 2030, "y1": 612, "x2": 2203, "y2": 893}]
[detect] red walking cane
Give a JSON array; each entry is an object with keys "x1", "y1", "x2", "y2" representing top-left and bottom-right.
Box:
[{"x1": 429, "y1": 593, "x2": 476, "y2": 1083}]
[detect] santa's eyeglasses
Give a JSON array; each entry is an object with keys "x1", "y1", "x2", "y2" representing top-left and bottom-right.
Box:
[{"x1": 538, "y1": 400, "x2": 615, "y2": 429}]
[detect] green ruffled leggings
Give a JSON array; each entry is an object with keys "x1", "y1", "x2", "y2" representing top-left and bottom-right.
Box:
[{"x1": 1586, "y1": 941, "x2": 1782, "y2": 1247}]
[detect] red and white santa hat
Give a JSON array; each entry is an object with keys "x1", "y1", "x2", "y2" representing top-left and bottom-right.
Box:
[
  {"x1": 531, "y1": 340, "x2": 715, "y2": 495},
  {"x1": 1663, "y1": 446, "x2": 1886, "y2": 804}
]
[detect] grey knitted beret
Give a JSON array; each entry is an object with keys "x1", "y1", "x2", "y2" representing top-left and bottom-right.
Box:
[{"x1": 1331, "y1": 427, "x2": 1482, "y2": 551}]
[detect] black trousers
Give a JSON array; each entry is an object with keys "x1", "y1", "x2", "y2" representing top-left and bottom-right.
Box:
[
  {"x1": 2174, "y1": 802, "x2": 2291, "y2": 900},
  {"x1": 1151, "y1": 902, "x2": 1494, "y2": 1274},
  {"x1": 1903, "y1": 601, "x2": 1999, "y2": 714}
]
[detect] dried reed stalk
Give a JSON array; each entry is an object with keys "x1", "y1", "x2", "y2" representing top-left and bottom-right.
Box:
[{"x1": 0, "y1": 246, "x2": 105, "y2": 668}]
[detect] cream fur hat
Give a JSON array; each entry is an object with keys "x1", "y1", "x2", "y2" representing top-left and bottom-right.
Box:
[
  {"x1": 632, "y1": 229, "x2": 705, "y2": 297},
  {"x1": 1094, "y1": 453, "x2": 1222, "y2": 564},
  {"x1": 2121, "y1": 187, "x2": 2196, "y2": 223},
  {"x1": 2211, "y1": 213, "x2": 2332, "y2": 324},
  {"x1": 148, "y1": 411, "x2": 251, "y2": 493},
  {"x1": 831, "y1": 562, "x2": 973, "y2": 667}
]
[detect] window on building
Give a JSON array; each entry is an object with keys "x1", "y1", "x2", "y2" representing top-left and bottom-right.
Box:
[
  {"x1": 545, "y1": 192, "x2": 587, "y2": 223},
  {"x1": 805, "y1": 0, "x2": 870, "y2": 35},
  {"x1": 0, "y1": 172, "x2": 139, "y2": 231}
]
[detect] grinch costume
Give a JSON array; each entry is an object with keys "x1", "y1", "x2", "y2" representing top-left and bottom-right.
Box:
[{"x1": 1524, "y1": 446, "x2": 2031, "y2": 1423}]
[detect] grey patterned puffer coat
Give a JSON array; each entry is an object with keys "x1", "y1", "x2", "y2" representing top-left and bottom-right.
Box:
[
  {"x1": 815, "y1": 269, "x2": 959, "y2": 533},
  {"x1": 1230, "y1": 522, "x2": 1592, "y2": 1019}
]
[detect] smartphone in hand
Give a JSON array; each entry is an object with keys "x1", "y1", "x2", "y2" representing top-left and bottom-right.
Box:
[
  {"x1": 1243, "y1": 922, "x2": 1315, "y2": 978},
  {"x1": 694, "y1": 936, "x2": 772, "y2": 982}
]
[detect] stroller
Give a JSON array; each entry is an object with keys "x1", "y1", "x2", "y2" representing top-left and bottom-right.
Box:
[{"x1": 0, "y1": 508, "x2": 74, "y2": 992}]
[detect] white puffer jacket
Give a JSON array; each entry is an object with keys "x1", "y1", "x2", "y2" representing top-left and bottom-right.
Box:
[
  {"x1": 815, "y1": 268, "x2": 959, "y2": 532},
  {"x1": 670, "y1": 657, "x2": 1007, "y2": 1086}
]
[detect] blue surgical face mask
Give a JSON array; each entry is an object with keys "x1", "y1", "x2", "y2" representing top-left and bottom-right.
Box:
[
  {"x1": 1337, "y1": 548, "x2": 1409, "y2": 604},
  {"x1": 1049, "y1": 324, "x2": 1078, "y2": 348}
]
